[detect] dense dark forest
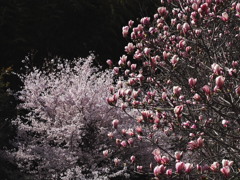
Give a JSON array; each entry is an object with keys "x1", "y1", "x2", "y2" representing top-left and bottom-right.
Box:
[
  {"x1": 0, "y1": 0, "x2": 160, "y2": 68},
  {"x1": 0, "y1": 0, "x2": 160, "y2": 179}
]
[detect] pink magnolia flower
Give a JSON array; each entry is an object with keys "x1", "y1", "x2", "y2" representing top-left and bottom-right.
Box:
[
  {"x1": 188, "y1": 78, "x2": 197, "y2": 88},
  {"x1": 188, "y1": 140, "x2": 198, "y2": 150},
  {"x1": 114, "y1": 158, "x2": 121, "y2": 167},
  {"x1": 173, "y1": 86, "x2": 182, "y2": 96},
  {"x1": 220, "y1": 166, "x2": 231, "y2": 177},
  {"x1": 221, "y1": 12, "x2": 229, "y2": 21},
  {"x1": 113, "y1": 67, "x2": 119, "y2": 75},
  {"x1": 158, "y1": 7, "x2": 168, "y2": 17},
  {"x1": 202, "y1": 85, "x2": 211, "y2": 95},
  {"x1": 135, "y1": 126, "x2": 142, "y2": 134},
  {"x1": 210, "y1": 162, "x2": 220, "y2": 172},
  {"x1": 174, "y1": 151, "x2": 183, "y2": 161},
  {"x1": 166, "y1": 169, "x2": 172, "y2": 176},
  {"x1": 107, "y1": 95, "x2": 117, "y2": 105},
  {"x1": 131, "y1": 64, "x2": 137, "y2": 71},
  {"x1": 222, "y1": 120, "x2": 230, "y2": 127},
  {"x1": 154, "y1": 165, "x2": 166, "y2": 176},
  {"x1": 144, "y1": 47, "x2": 151, "y2": 56},
  {"x1": 154, "y1": 155, "x2": 162, "y2": 164},
  {"x1": 127, "y1": 138, "x2": 134, "y2": 145},
  {"x1": 193, "y1": 93, "x2": 201, "y2": 101},
  {"x1": 125, "y1": 43, "x2": 135, "y2": 54},
  {"x1": 107, "y1": 132, "x2": 114, "y2": 139},
  {"x1": 215, "y1": 76, "x2": 225, "y2": 89},
  {"x1": 170, "y1": 55, "x2": 179, "y2": 67},
  {"x1": 161, "y1": 156, "x2": 170, "y2": 165},
  {"x1": 152, "y1": 148, "x2": 161, "y2": 156},
  {"x1": 222, "y1": 159, "x2": 234, "y2": 167},
  {"x1": 192, "y1": 3, "x2": 198, "y2": 11},
  {"x1": 128, "y1": 20, "x2": 134, "y2": 27},
  {"x1": 182, "y1": 22, "x2": 190, "y2": 33},
  {"x1": 103, "y1": 150, "x2": 108, "y2": 157},
  {"x1": 185, "y1": 163, "x2": 193, "y2": 173},
  {"x1": 235, "y1": 86, "x2": 240, "y2": 95},
  {"x1": 197, "y1": 137, "x2": 204, "y2": 147},
  {"x1": 175, "y1": 161, "x2": 185, "y2": 173},
  {"x1": 122, "y1": 26, "x2": 129, "y2": 37},
  {"x1": 211, "y1": 63, "x2": 222, "y2": 75},
  {"x1": 130, "y1": 155, "x2": 136, "y2": 163},
  {"x1": 140, "y1": 17, "x2": 151, "y2": 25},
  {"x1": 112, "y1": 119, "x2": 119, "y2": 129},
  {"x1": 162, "y1": 92, "x2": 167, "y2": 100},
  {"x1": 232, "y1": 61, "x2": 238, "y2": 67},
  {"x1": 106, "y1": 59, "x2": 113, "y2": 67},
  {"x1": 174, "y1": 105, "x2": 184, "y2": 118},
  {"x1": 137, "y1": 165, "x2": 143, "y2": 172},
  {"x1": 120, "y1": 140, "x2": 127, "y2": 147}
]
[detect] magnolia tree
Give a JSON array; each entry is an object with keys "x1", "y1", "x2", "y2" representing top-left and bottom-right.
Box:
[
  {"x1": 11, "y1": 55, "x2": 132, "y2": 179},
  {"x1": 106, "y1": 0, "x2": 240, "y2": 179}
]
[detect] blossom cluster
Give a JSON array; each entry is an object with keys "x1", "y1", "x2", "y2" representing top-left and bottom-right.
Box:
[
  {"x1": 11, "y1": 55, "x2": 127, "y2": 179},
  {"x1": 106, "y1": 0, "x2": 240, "y2": 179}
]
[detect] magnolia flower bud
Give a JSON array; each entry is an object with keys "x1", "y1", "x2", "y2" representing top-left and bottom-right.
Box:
[
  {"x1": 103, "y1": 150, "x2": 108, "y2": 157},
  {"x1": 202, "y1": 85, "x2": 211, "y2": 95},
  {"x1": 193, "y1": 93, "x2": 201, "y2": 101},
  {"x1": 215, "y1": 76, "x2": 225, "y2": 89},
  {"x1": 112, "y1": 119, "x2": 119, "y2": 129},
  {"x1": 120, "y1": 140, "x2": 127, "y2": 147},
  {"x1": 166, "y1": 169, "x2": 172, "y2": 176},
  {"x1": 113, "y1": 67, "x2": 119, "y2": 75},
  {"x1": 130, "y1": 155, "x2": 136, "y2": 163},
  {"x1": 106, "y1": 59, "x2": 113, "y2": 67},
  {"x1": 182, "y1": 23, "x2": 190, "y2": 34},
  {"x1": 128, "y1": 20, "x2": 134, "y2": 27}
]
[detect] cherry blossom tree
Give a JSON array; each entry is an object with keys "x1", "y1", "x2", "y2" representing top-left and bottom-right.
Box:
[
  {"x1": 11, "y1": 55, "x2": 130, "y2": 179},
  {"x1": 106, "y1": 0, "x2": 240, "y2": 179}
]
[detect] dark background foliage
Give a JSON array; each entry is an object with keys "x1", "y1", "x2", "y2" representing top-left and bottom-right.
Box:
[{"x1": 0, "y1": 0, "x2": 160, "y2": 69}]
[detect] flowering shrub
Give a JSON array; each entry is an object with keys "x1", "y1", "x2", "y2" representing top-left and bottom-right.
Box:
[
  {"x1": 107, "y1": 0, "x2": 240, "y2": 179},
  {"x1": 11, "y1": 55, "x2": 130, "y2": 179}
]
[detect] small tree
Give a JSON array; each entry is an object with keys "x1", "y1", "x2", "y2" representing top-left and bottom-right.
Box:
[
  {"x1": 12, "y1": 55, "x2": 128, "y2": 179},
  {"x1": 107, "y1": 0, "x2": 240, "y2": 179}
]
